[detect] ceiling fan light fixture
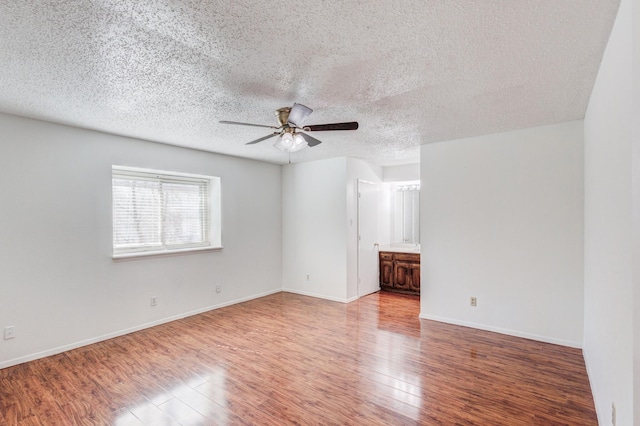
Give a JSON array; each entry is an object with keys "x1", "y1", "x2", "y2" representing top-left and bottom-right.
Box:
[
  {"x1": 291, "y1": 133, "x2": 307, "y2": 152},
  {"x1": 273, "y1": 132, "x2": 308, "y2": 152}
]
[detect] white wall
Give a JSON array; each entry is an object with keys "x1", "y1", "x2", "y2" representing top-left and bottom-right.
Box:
[
  {"x1": 282, "y1": 157, "x2": 349, "y2": 301},
  {"x1": 383, "y1": 163, "x2": 420, "y2": 182},
  {"x1": 583, "y1": 0, "x2": 635, "y2": 423},
  {"x1": 420, "y1": 121, "x2": 584, "y2": 347},
  {"x1": 634, "y1": 0, "x2": 640, "y2": 423},
  {"x1": 0, "y1": 113, "x2": 283, "y2": 368},
  {"x1": 282, "y1": 157, "x2": 384, "y2": 302}
]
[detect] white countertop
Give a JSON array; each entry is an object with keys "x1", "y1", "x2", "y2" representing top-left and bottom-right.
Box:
[{"x1": 379, "y1": 244, "x2": 421, "y2": 254}]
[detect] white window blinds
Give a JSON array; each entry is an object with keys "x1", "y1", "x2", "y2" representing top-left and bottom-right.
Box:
[{"x1": 112, "y1": 168, "x2": 212, "y2": 255}]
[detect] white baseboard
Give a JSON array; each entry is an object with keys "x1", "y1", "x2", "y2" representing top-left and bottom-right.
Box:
[
  {"x1": 282, "y1": 288, "x2": 351, "y2": 303},
  {"x1": 0, "y1": 288, "x2": 283, "y2": 370},
  {"x1": 419, "y1": 313, "x2": 583, "y2": 349},
  {"x1": 345, "y1": 295, "x2": 360, "y2": 303},
  {"x1": 280, "y1": 287, "x2": 380, "y2": 304}
]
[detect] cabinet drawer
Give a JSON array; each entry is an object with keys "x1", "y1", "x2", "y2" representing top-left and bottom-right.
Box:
[
  {"x1": 394, "y1": 253, "x2": 420, "y2": 263},
  {"x1": 379, "y1": 252, "x2": 394, "y2": 261}
]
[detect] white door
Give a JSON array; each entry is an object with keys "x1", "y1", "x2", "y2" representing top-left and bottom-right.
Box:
[{"x1": 357, "y1": 180, "x2": 379, "y2": 297}]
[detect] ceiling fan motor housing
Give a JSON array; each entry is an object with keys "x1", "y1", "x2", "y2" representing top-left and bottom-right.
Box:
[{"x1": 275, "y1": 107, "x2": 291, "y2": 126}]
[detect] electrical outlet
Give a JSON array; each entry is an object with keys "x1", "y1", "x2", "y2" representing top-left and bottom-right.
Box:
[
  {"x1": 470, "y1": 297, "x2": 477, "y2": 307},
  {"x1": 306, "y1": 274, "x2": 311, "y2": 281},
  {"x1": 216, "y1": 285, "x2": 222, "y2": 294},
  {"x1": 612, "y1": 402, "x2": 616, "y2": 425},
  {"x1": 150, "y1": 296, "x2": 157, "y2": 307},
  {"x1": 4, "y1": 326, "x2": 15, "y2": 340}
]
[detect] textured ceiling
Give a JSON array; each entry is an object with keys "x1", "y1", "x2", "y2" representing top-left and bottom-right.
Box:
[{"x1": 0, "y1": 1, "x2": 620, "y2": 166}]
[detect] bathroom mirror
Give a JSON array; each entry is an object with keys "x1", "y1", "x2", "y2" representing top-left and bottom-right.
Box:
[{"x1": 391, "y1": 182, "x2": 420, "y2": 244}]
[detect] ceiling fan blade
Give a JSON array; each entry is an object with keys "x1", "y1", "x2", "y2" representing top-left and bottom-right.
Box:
[
  {"x1": 287, "y1": 103, "x2": 313, "y2": 127},
  {"x1": 220, "y1": 120, "x2": 279, "y2": 130},
  {"x1": 298, "y1": 132, "x2": 323, "y2": 147},
  {"x1": 245, "y1": 133, "x2": 280, "y2": 145},
  {"x1": 303, "y1": 122, "x2": 359, "y2": 132}
]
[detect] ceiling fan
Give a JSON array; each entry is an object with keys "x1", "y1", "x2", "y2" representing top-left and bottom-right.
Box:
[{"x1": 219, "y1": 103, "x2": 358, "y2": 152}]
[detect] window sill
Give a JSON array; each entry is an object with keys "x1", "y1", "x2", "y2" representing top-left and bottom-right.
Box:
[{"x1": 112, "y1": 245, "x2": 223, "y2": 261}]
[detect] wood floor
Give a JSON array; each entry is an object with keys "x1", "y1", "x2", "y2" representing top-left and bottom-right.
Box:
[{"x1": 0, "y1": 291, "x2": 597, "y2": 425}]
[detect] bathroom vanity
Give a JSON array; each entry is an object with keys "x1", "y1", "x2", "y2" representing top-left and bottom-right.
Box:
[{"x1": 379, "y1": 246, "x2": 420, "y2": 295}]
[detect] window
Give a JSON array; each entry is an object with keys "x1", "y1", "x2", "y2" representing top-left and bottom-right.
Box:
[{"x1": 112, "y1": 166, "x2": 221, "y2": 258}]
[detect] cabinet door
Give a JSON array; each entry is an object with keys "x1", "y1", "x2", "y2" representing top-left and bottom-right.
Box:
[
  {"x1": 393, "y1": 261, "x2": 412, "y2": 290},
  {"x1": 380, "y1": 259, "x2": 394, "y2": 288},
  {"x1": 409, "y1": 263, "x2": 421, "y2": 293}
]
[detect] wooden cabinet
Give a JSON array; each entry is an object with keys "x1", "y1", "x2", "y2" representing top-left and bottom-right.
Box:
[
  {"x1": 379, "y1": 252, "x2": 420, "y2": 294},
  {"x1": 379, "y1": 252, "x2": 394, "y2": 288}
]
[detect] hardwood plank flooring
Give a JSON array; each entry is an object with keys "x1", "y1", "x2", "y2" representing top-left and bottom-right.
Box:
[{"x1": 0, "y1": 291, "x2": 597, "y2": 425}]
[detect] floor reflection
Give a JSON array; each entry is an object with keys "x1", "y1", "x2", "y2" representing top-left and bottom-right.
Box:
[
  {"x1": 372, "y1": 329, "x2": 423, "y2": 420},
  {"x1": 115, "y1": 367, "x2": 227, "y2": 426}
]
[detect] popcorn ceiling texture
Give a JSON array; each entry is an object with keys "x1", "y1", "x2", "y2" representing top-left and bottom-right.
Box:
[{"x1": 0, "y1": 0, "x2": 621, "y2": 165}]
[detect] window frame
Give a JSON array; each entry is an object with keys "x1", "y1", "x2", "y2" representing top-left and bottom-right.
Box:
[{"x1": 112, "y1": 165, "x2": 222, "y2": 259}]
